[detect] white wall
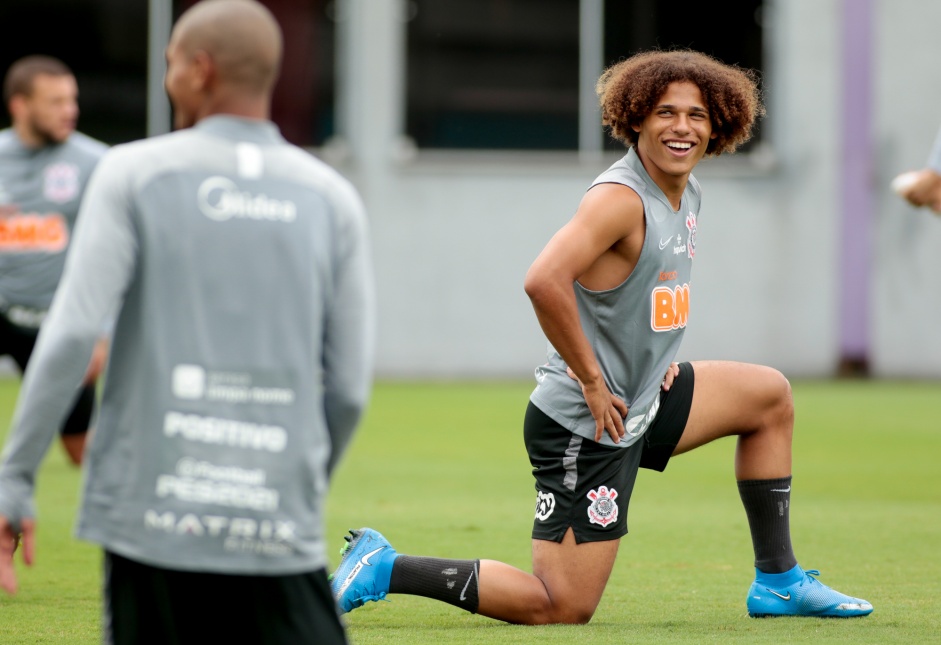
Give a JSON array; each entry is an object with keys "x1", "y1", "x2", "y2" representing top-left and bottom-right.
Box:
[
  {"x1": 327, "y1": 0, "x2": 941, "y2": 379},
  {"x1": 680, "y1": 0, "x2": 842, "y2": 374},
  {"x1": 873, "y1": 0, "x2": 941, "y2": 376}
]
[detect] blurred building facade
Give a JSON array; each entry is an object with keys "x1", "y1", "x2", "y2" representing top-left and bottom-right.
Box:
[{"x1": 2, "y1": 0, "x2": 940, "y2": 378}]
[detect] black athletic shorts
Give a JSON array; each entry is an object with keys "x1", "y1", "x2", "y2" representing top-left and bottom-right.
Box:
[
  {"x1": 0, "y1": 310, "x2": 95, "y2": 436},
  {"x1": 103, "y1": 551, "x2": 348, "y2": 645},
  {"x1": 526, "y1": 361, "x2": 695, "y2": 544}
]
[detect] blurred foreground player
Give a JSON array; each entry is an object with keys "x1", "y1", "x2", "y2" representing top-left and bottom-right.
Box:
[
  {"x1": 0, "y1": 55, "x2": 109, "y2": 465},
  {"x1": 0, "y1": 1, "x2": 374, "y2": 643},
  {"x1": 332, "y1": 50, "x2": 872, "y2": 623}
]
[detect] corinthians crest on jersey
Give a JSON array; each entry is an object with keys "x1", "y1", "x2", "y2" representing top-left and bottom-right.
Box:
[
  {"x1": 586, "y1": 485, "x2": 618, "y2": 527},
  {"x1": 43, "y1": 162, "x2": 80, "y2": 204},
  {"x1": 685, "y1": 211, "x2": 697, "y2": 259}
]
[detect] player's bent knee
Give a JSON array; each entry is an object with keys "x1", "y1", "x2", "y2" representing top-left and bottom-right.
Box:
[
  {"x1": 760, "y1": 368, "x2": 794, "y2": 430},
  {"x1": 773, "y1": 370, "x2": 794, "y2": 419},
  {"x1": 544, "y1": 596, "x2": 599, "y2": 625},
  {"x1": 529, "y1": 605, "x2": 595, "y2": 625},
  {"x1": 516, "y1": 592, "x2": 597, "y2": 625},
  {"x1": 556, "y1": 606, "x2": 597, "y2": 625}
]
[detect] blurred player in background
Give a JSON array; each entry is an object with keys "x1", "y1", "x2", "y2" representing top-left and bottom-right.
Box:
[
  {"x1": 894, "y1": 127, "x2": 941, "y2": 212},
  {"x1": 331, "y1": 50, "x2": 873, "y2": 624},
  {"x1": 0, "y1": 1, "x2": 374, "y2": 643},
  {"x1": 0, "y1": 55, "x2": 109, "y2": 465}
]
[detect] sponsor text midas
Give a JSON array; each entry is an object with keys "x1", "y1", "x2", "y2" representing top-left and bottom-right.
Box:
[
  {"x1": 650, "y1": 283, "x2": 689, "y2": 332},
  {"x1": 0, "y1": 213, "x2": 68, "y2": 252}
]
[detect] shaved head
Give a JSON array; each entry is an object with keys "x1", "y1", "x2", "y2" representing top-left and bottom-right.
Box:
[{"x1": 171, "y1": 0, "x2": 282, "y2": 94}]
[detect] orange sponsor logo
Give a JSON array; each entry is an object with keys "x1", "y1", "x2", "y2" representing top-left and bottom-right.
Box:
[
  {"x1": 0, "y1": 213, "x2": 69, "y2": 252},
  {"x1": 658, "y1": 270, "x2": 678, "y2": 282},
  {"x1": 651, "y1": 283, "x2": 690, "y2": 332}
]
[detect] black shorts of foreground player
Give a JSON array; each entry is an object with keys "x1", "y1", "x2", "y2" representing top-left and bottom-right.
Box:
[{"x1": 330, "y1": 50, "x2": 873, "y2": 624}]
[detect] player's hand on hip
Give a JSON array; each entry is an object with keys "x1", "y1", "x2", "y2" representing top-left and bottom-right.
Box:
[
  {"x1": 567, "y1": 367, "x2": 628, "y2": 443},
  {"x1": 661, "y1": 362, "x2": 681, "y2": 391},
  {"x1": 0, "y1": 515, "x2": 35, "y2": 595}
]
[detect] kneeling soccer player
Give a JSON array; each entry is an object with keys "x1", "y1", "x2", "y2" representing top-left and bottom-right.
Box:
[{"x1": 331, "y1": 49, "x2": 873, "y2": 624}]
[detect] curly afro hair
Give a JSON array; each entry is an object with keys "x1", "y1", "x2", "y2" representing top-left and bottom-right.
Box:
[{"x1": 596, "y1": 49, "x2": 765, "y2": 156}]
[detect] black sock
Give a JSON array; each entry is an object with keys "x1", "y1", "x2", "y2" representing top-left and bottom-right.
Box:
[
  {"x1": 388, "y1": 556, "x2": 480, "y2": 613},
  {"x1": 737, "y1": 476, "x2": 798, "y2": 574}
]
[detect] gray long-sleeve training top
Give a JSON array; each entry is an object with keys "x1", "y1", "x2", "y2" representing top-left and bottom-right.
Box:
[{"x1": 0, "y1": 115, "x2": 375, "y2": 575}]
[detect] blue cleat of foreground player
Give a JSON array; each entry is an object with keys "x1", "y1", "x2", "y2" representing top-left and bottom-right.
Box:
[
  {"x1": 747, "y1": 565, "x2": 873, "y2": 618},
  {"x1": 330, "y1": 528, "x2": 398, "y2": 614}
]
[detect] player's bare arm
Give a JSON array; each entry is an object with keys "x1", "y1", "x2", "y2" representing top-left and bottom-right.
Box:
[
  {"x1": 661, "y1": 361, "x2": 681, "y2": 391},
  {"x1": 524, "y1": 182, "x2": 645, "y2": 442}
]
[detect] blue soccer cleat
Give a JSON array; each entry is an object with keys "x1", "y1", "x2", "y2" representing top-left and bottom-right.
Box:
[
  {"x1": 747, "y1": 565, "x2": 873, "y2": 618},
  {"x1": 330, "y1": 528, "x2": 398, "y2": 614}
]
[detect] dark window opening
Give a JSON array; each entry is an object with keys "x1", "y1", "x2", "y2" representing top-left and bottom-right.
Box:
[
  {"x1": 406, "y1": 0, "x2": 580, "y2": 150},
  {"x1": 0, "y1": 0, "x2": 149, "y2": 145},
  {"x1": 406, "y1": 0, "x2": 765, "y2": 152}
]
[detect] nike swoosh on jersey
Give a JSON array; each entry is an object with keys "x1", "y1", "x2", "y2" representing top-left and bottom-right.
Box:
[{"x1": 659, "y1": 237, "x2": 672, "y2": 250}]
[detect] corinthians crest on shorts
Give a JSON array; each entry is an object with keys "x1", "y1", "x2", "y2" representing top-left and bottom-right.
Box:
[{"x1": 586, "y1": 485, "x2": 618, "y2": 527}]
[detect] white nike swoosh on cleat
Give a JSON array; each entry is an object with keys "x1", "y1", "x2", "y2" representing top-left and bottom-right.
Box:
[
  {"x1": 360, "y1": 546, "x2": 385, "y2": 566},
  {"x1": 766, "y1": 589, "x2": 791, "y2": 601}
]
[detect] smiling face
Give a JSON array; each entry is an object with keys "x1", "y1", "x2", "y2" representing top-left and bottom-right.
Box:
[{"x1": 632, "y1": 81, "x2": 716, "y2": 202}]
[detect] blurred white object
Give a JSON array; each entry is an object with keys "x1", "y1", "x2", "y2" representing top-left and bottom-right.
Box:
[{"x1": 891, "y1": 171, "x2": 919, "y2": 195}]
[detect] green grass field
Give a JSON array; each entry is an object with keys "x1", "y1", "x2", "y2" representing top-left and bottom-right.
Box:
[{"x1": 0, "y1": 378, "x2": 938, "y2": 643}]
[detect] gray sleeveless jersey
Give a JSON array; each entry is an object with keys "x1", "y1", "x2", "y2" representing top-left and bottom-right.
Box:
[
  {"x1": 0, "y1": 116, "x2": 375, "y2": 575},
  {"x1": 530, "y1": 146, "x2": 701, "y2": 447},
  {"x1": 0, "y1": 129, "x2": 106, "y2": 315}
]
